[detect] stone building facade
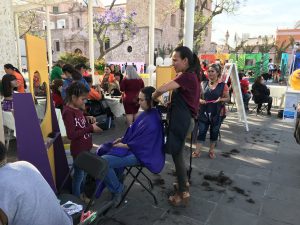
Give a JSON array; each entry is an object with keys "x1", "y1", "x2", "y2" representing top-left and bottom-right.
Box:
[
  {"x1": 34, "y1": 0, "x2": 212, "y2": 64},
  {"x1": 0, "y1": 1, "x2": 18, "y2": 75}
]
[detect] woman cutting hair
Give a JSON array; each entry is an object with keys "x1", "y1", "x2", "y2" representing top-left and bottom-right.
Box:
[{"x1": 152, "y1": 46, "x2": 201, "y2": 206}]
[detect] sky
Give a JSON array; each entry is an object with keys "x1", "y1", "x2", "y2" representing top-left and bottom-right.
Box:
[{"x1": 211, "y1": 0, "x2": 300, "y2": 46}]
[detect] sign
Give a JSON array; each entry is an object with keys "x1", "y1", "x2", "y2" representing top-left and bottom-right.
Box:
[{"x1": 223, "y1": 63, "x2": 249, "y2": 132}]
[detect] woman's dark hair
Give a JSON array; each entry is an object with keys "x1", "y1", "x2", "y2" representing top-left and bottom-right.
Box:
[
  {"x1": 209, "y1": 63, "x2": 222, "y2": 78},
  {"x1": 4, "y1": 64, "x2": 14, "y2": 70},
  {"x1": 65, "y1": 81, "x2": 89, "y2": 103},
  {"x1": 51, "y1": 79, "x2": 63, "y2": 95},
  {"x1": 4, "y1": 64, "x2": 27, "y2": 89},
  {"x1": 173, "y1": 46, "x2": 202, "y2": 81},
  {"x1": 75, "y1": 63, "x2": 87, "y2": 71},
  {"x1": 62, "y1": 64, "x2": 82, "y2": 81},
  {"x1": 140, "y1": 86, "x2": 157, "y2": 110},
  {"x1": 1, "y1": 74, "x2": 17, "y2": 97},
  {"x1": 238, "y1": 72, "x2": 245, "y2": 81},
  {"x1": 0, "y1": 141, "x2": 6, "y2": 162},
  {"x1": 255, "y1": 75, "x2": 263, "y2": 84}
]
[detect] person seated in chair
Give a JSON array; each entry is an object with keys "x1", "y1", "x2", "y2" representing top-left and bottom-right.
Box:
[
  {"x1": 83, "y1": 76, "x2": 103, "y2": 101},
  {"x1": 97, "y1": 86, "x2": 165, "y2": 206},
  {"x1": 0, "y1": 142, "x2": 72, "y2": 225},
  {"x1": 251, "y1": 75, "x2": 273, "y2": 115},
  {"x1": 239, "y1": 72, "x2": 251, "y2": 112}
]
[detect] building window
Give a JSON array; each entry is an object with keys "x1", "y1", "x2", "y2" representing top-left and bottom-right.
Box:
[
  {"x1": 55, "y1": 41, "x2": 60, "y2": 52},
  {"x1": 74, "y1": 48, "x2": 82, "y2": 54},
  {"x1": 171, "y1": 14, "x2": 176, "y2": 27},
  {"x1": 53, "y1": 6, "x2": 59, "y2": 14},
  {"x1": 127, "y1": 46, "x2": 132, "y2": 53},
  {"x1": 77, "y1": 18, "x2": 80, "y2": 28},
  {"x1": 57, "y1": 19, "x2": 65, "y2": 29},
  {"x1": 105, "y1": 37, "x2": 110, "y2": 50}
]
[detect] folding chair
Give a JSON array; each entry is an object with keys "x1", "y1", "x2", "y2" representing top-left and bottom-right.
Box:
[
  {"x1": 58, "y1": 152, "x2": 112, "y2": 225},
  {"x1": 250, "y1": 90, "x2": 269, "y2": 115},
  {"x1": 117, "y1": 165, "x2": 158, "y2": 207}
]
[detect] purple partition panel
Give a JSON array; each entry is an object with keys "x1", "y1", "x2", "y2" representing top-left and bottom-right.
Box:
[
  {"x1": 13, "y1": 93, "x2": 56, "y2": 192},
  {"x1": 50, "y1": 96, "x2": 71, "y2": 191}
]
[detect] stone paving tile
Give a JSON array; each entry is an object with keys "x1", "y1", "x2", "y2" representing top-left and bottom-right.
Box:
[
  {"x1": 235, "y1": 164, "x2": 272, "y2": 181},
  {"x1": 256, "y1": 217, "x2": 294, "y2": 225},
  {"x1": 266, "y1": 183, "x2": 300, "y2": 203},
  {"x1": 218, "y1": 190, "x2": 262, "y2": 216},
  {"x1": 102, "y1": 199, "x2": 165, "y2": 225},
  {"x1": 153, "y1": 213, "x2": 203, "y2": 225},
  {"x1": 230, "y1": 174, "x2": 268, "y2": 197},
  {"x1": 270, "y1": 171, "x2": 300, "y2": 189},
  {"x1": 207, "y1": 205, "x2": 258, "y2": 225},
  {"x1": 167, "y1": 196, "x2": 216, "y2": 223},
  {"x1": 260, "y1": 198, "x2": 300, "y2": 225}
]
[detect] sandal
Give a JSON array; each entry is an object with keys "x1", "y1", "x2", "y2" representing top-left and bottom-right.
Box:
[
  {"x1": 192, "y1": 151, "x2": 201, "y2": 158},
  {"x1": 209, "y1": 150, "x2": 216, "y2": 159},
  {"x1": 169, "y1": 192, "x2": 190, "y2": 207}
]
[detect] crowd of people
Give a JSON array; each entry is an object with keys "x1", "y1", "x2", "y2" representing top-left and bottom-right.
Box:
[{"x1": 0, "y1": 45, "x2": 280, "y2": 224}]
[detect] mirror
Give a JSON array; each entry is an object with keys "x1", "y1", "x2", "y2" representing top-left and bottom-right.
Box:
[{"x1": 32, "y1": 71, "x2": 47, "y2": 123}]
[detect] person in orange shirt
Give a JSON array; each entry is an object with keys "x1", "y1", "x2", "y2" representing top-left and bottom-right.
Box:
[
  {"x1": 100, "y1": 66, "x2": 115, "y2": 92},
  {"x1": 84, "y1": 76, "x2": 102, "y2": 101},
  {"x1": 4, "y1": 64, "x2": 26, "y2": 93}
]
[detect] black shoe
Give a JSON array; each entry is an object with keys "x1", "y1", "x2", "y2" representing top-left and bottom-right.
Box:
[{"x1": 267, "y1": 111, "x2": 271, "y2": 116}]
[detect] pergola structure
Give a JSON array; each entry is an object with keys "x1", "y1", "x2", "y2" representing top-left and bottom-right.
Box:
[{"x1": 5, "y1": 0, "x2": 195, "y2": 82}]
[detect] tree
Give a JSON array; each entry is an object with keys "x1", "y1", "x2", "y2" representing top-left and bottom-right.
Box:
[
  {"x1": 243, "y1": 45, "x2": 256, "y2": 53},
  {"x1": 59, "y1": 52, "x2": 89, "y2": 66},
  {"x1": 18, "y1": 10, "x2": 44, "y2": 39},
  {"x1": 258, "y1": 35, "x2": 275, "y2": 53},
  {"x1": 93, "y1": 1, "x2": 138, "y2": 59},
  {"x1": 177, "y1": 0, "x2": 245, "y2": 52},
  {"x1": 274, "y1": 36, "x2": 294, "y2": 63}
]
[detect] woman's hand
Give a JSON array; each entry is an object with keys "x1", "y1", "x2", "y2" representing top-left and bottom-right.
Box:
[
  {"x1": 113, "y1": 137, "x2": 122, "y2": 144},
  {"x1": 86, "y1": 116, "x2": 96, "y2": 124},
  {"x1": 113, "y1": 142, "x2": 128, "y2": 148},
  {"x1": 214, "y1": 97, "x2": 221, "y2": 103},
  {"x1": 199, "y1": 99, "x2": 206, "y2": 104},
  {"x1": 92, "y1": 123, "x2": 103, "y2": 133}
]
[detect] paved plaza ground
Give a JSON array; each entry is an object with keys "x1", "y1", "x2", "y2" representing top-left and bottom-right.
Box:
[
  {"x1": 7, "y1": 105, "x2": 300, "y2": 225},
  {"x1": 92, "y1": 106, "x2": 299, "y2": 225}
]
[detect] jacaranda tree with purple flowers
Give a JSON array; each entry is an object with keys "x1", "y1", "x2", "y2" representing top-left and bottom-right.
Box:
[{"x1": 94, "y1": 1, "x2": 138, "y2": 59}]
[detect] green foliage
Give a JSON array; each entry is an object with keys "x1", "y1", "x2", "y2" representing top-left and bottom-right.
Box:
[
  {"x1": 94, "y1": 58, "x2": 106, "y2": 74},
  {"x1": 59, "y1": 52, "x2": 89, "y2": 66},
  {"x1": 275, "y1": 36, "x2": 295, "y2": 63}
]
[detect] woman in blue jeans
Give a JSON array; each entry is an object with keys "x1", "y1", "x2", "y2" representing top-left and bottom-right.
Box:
[
  {"x1": 98, "y1": 87, "x2": 165, "y2": 206},
  {"x1": 193, "y1": 64, "x2": 229, "y2": 159}
]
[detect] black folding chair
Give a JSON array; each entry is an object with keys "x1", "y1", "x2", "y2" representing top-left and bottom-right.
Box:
[
  {"x1": 58, "y1": 152, "x2": 112, "y2": 225},
  {"x1": 117, "y1": 165, "x2": 157, "y2": 207}
]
